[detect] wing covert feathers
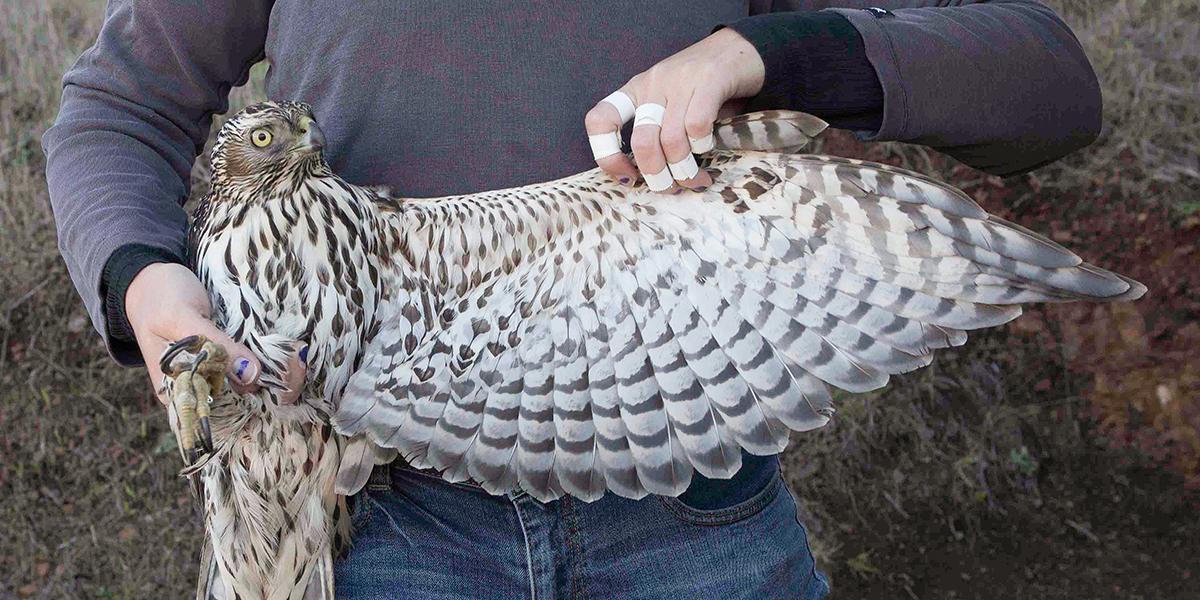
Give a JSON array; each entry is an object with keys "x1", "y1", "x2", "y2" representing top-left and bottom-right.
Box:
[
  {"x1": 713, "y1": 111, "x2": 829, "y2": 153},
  {"x1": 334, "y1": 132, "x2": 1145, "y2": 502}
]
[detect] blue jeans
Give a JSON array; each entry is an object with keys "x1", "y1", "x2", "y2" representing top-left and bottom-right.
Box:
[{"x1": 335, "y1": 461, "x2": 830, "y2": 599}]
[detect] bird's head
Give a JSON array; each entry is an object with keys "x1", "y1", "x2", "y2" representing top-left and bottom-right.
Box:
[{"x1": 209, "y1": 101, "x2": 328, "y2": 199}]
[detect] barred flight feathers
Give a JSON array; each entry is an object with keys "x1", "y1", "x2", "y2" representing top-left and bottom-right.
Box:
[{"x1": 333, "y1": 111, "x2": 1145, "y2": 502}]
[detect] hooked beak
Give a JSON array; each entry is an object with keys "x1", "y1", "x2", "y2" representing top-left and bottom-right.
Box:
[{"x1": 293, "y1": 120, "x2": 325, "y2": 154}]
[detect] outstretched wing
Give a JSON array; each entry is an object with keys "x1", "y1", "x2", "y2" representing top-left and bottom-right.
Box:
[{"x1": 335, "y1": 112, "x2": 1144, "y2": 502}]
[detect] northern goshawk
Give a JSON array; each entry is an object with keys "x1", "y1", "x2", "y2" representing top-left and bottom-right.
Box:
[{"x1": 161, "y1": 101, "x2": 1145, "y2": 599}]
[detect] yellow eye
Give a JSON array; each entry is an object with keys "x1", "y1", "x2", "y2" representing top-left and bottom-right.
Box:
[{"x1": 251, "y1": 128, "x2": 273, "y2": 148}]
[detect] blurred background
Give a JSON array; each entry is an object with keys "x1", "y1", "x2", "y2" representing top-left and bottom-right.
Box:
[{"x1": 1, "y1": 0, "x2": 1196, "y2": 598}]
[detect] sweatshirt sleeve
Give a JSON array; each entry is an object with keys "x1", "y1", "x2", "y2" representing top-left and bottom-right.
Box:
[
  {"x1": 739, "y1": 1, "x2": 1103, "y2": 177},
  {"x1": 41, "y1": 0, "x2": 273, "y2": 365}
]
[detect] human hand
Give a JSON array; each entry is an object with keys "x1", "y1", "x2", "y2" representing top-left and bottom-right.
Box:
[
  {"x1": 125, "y1": 262, "x2": 305, "y2": 406},
  {"x1": 585, "y1": 27, "x2": 765, "y2": 192}
]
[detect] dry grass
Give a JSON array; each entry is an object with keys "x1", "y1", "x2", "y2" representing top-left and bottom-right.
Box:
[
  {"x1": 1, "y1": 4, "x2": 201, "y2": 598},
  {"x1": 819, "y1": 0, "x2": 1200, "y2": 217},
  {"x1": 1051, "y1": 0, "x2": 1200, "y2": 213},
  {"x1": 1, "y1": 1, "x2": 1196, "y2": 598}
]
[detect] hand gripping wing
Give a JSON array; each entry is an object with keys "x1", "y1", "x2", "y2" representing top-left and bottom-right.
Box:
[{"x1": 334, "y1": 112, "x2": 1144, "y2": 502}]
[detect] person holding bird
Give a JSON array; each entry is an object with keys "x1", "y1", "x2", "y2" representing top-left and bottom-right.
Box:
[{"x1": 45, "y1": 2, "x2": 1106, "y2": 598}]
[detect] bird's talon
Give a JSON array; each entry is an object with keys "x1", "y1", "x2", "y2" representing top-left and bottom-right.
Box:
[
  {"x1": 160, "y1": 334, "x2": 205, "y2": 376},
  {"x1": 199, "y1": 416, "x2": 214, "y2": 454},
  {"x1": 161, "y1": 336, "x2": 230, "y2": 469}
]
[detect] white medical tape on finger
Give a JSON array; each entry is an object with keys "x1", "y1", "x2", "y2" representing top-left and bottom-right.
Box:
[
  {"x1": 667, "y1": 155, "x2": 700, "y2": 180},
  {"x1": 589, "y1": 131, "x2": 623, "y2": 160},
  {"x1": 633, "y1": 103, "x2": 666, "y2": 128},
  {"x1": 689, "y1": 132, "x2": 715, "y2": 154},
  {"x1": 600, "y1": 91, "x2": 636, "y2": 123},
  {"x1": 643, "y1": 167, "x2": 674, "y2": 192}
]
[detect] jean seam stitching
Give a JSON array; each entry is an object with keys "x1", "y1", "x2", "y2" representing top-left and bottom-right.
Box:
[
  {"x1": 510, "y1": 497, "x2": 537, "y2": 600},
  {"x1": 780, "y1": 477, "x2": 828, "y2": 595},
  {"x1": 370, "y1": 494, "x2": 406, "y2": 535},
  {"x1": 562, "y1": 498, "x2": 589, "y2": 600}
]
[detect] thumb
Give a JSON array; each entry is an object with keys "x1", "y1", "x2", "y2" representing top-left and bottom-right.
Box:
[
  {"x1": 177, "y1": 316, "x2": 262, "y2": 392},
  {"x1": 716, "y1": 98, "x2": 747, "y2": 121}
]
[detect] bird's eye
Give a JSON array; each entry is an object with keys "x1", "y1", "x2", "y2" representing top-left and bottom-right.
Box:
[{"x1": 251, "y1": 128, "x2": 273, "y2": 148}]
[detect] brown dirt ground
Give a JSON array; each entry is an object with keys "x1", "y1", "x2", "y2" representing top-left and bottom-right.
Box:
[{"x1": 802, "y1": 131, "x2": 1200, "y2": 600}]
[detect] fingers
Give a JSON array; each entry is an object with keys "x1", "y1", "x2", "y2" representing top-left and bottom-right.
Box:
[
  {"x1": 685, "y1": 92, "x2": 724, "y2": 157},
  {"x1": 716, "y1": 98, "x2": 748, "y2": 122},
  {"x1": 664, "y1": 93, "x2": 712, "y2": 190},
  {"x1": 277, "y1": 344, "x2": 309, "y2": 405},
  {"x1": 630, "y1": 99, "x2": 673, "y2": 191},
  {"x1": 585, "y1": 91, "x2": 638, "y2": 186},
  {"x1": 144, "y1": 310, "x2": 260, "y2": 394},
  {"x1": 148, "y1": 324, "x2": 309, "y2": 406},
  {"x1": 586, "y1": 26, "x2": 770, "y2": 191},
  {"x1": 590, "y1": 89, "x2": 718, "y2": 193},
  {"x1": 125, "y1": 261, "x2": 286, "y2": 404},
  {"x1": 178, "y1": 316, "x2": 262, "y2": 394},
  {"x1": 631, "y1": 96, "x2": 716, "y2": 192}
]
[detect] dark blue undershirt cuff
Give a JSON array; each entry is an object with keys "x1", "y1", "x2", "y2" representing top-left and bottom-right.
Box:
[
  {"x1": 725, "y1": 11, "x2": 884, "y2": 133},
  {"x1": 100, "y1": 243, "x2": 186, "y2": 365}
]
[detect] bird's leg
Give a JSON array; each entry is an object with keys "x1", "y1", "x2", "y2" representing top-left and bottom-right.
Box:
[{"x1": 162, "y1": 336, "x2": 230, "y2": 466}]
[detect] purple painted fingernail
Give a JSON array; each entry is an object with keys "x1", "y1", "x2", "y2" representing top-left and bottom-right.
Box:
[
  {"x1": 299, "y1": 345, "x2": 309, "y2": 365},
  {"x1": 232, "y1": 358, "x2": 257, "y2": 385},
  {"x1": 618, "y1": 176, "x2": 632, "y2": 186},
  {"x1": 672, "y1": 188, "x2": 684, "y2": 195},
  {"x1": 695, "y1": 186, "x2": 708, "y2": 192}
]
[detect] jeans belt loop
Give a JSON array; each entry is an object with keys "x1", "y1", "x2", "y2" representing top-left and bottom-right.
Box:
[{"x1": 367, "y1": 462, "x2": 391, "y2": 488}]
